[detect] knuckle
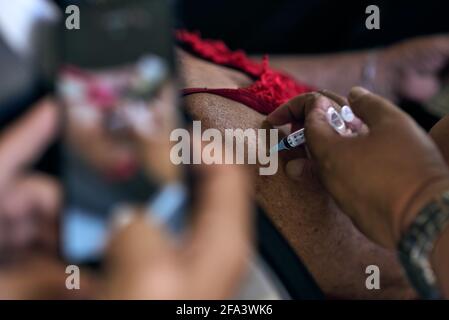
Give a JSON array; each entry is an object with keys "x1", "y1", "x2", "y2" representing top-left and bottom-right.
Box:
[{"x1": 314, "y1": 95, "x2": 333, "y2": 108}]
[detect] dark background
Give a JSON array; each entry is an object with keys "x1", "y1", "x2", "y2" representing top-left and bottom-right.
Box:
[{"x1": 176, "y1": 0, "x2": 449, "y2": 54}]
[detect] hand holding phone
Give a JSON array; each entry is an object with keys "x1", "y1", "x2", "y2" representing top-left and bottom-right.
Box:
[{"x1": 57, "y1": 0, "x2": 189, "y2": 265}]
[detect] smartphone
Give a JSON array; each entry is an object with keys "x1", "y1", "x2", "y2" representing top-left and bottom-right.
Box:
[{"x1": 56, "y1": 0, "x2": 190, "y2": 266}]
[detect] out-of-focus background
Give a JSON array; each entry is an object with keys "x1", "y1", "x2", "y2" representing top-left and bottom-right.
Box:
[{"x1": 176, "y1": 0, "x2": 449, "y2": 130}]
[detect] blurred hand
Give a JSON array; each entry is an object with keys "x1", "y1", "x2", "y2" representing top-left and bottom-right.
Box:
[
  {"x1": 0, "y1": 86, "x2": 253, "y2": 299},
  {"x1": 0, "y1": 100, "x2": 60, "y2": 259},
  {"x1": 101, "y1": 79, "x2": 252, "y2": 298},
  {"x1": 1, "y1": 163, "x2": 251, "y2": 300},
  {"x1": 378, "y1": 35, "x2": 449, "y2": 102},
  {"x1": 103, "y1": 163, "x2": 252, "y2": 299},
  {"x1": 268, "y1": 87, "x2": 449, "y2": 248}
]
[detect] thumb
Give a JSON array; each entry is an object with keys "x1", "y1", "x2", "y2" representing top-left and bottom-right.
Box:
[{"x1": 348, "y1": 87, "x2": 400, "y2": 127}]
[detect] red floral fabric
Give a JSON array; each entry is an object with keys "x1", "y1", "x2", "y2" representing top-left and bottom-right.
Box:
[{"x1": 177, "y1": 30, "x2": 314, "y2": 114}]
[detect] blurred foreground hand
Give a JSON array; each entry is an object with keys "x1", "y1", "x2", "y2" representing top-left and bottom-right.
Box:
[
  {"x1": 103, "y1": 163, "x2": 252, "y2": 299},
  {"x1": 0, "y1": 100, "x2": 60, "y2": 260},
  {"x1": 0, "y1": 93, "x2": 252, "y2": 299}
]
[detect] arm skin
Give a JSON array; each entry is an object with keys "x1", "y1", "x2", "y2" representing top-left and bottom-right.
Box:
[
  {"x1": 178, "y1": 49, "x2": 416, "y2": 299},
  {"x1": 429, "y1": 116, "x2": 449, "y2": 297},
  {"x1": 268, "y1": 51, "x2": 381, "y2": 98},
  {"x1": 269, "y1": 34, "x2": 449, "y2": 105}
]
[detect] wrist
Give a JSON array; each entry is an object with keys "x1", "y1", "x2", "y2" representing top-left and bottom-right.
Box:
[
  {"x1": 396, "y1": 176, "x2": 449, "y2": 244},
  {"x1": 431, "y1": 223, "x2": 449, "y2": 297}
]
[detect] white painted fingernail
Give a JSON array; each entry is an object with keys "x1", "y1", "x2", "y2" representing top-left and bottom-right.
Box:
[
  {"x1": 326, "y1": 107, "x2": 346, "y2": 134},
  {"x1": 341, "y1": 105, "x2": 355, "y2": 123}
]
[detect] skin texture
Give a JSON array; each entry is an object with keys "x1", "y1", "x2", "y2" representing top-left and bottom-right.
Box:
[
  {"x1": 178, "y1": 49, "x2": 416, "y2": 299},
  {"x1": 430, "y1": 116, "x2": 449, "y2": 162}
]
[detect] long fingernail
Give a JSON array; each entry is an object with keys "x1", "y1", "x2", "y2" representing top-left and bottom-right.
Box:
[
  {"x1": 285, "y1": 159, "x2": 306, "y2": 181},
  {"x1": 326, "y1": 107, "x2": 346, "y2": 135},
  {"x1": 340, "y1": 105, "x2": 355, "y2": 122},
  {"x1": 348, "y1": 87, "x2": 370, "y2": 102}
]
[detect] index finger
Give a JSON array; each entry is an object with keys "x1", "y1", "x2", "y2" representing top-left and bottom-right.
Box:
[
  {"x1": 319, "y1": 89, "x2": 366, "y2": 134},
  {"x1": 267, "y1": 92, "x2": 319, "y2": 126},
  {"x1": 304, "y1": 103, "x2": 345, "y2": 161},
  {"x1": 0, "y1": 100, "x2": 58, "y2": 190},
  {"x1": 318, "y1": 89, "x2": 348, "y2": 107}
]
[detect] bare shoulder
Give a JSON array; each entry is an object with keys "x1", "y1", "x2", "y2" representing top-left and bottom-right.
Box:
[
  {"x1": 177, "y1": 49, "x2": 252, "y2": 89},
  {"x1": 178, "y1": 49, "x2": 264, "y2": 135}
]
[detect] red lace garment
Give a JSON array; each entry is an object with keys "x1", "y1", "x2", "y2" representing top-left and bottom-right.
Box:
[{"x1": 177, "y1": 30, "x2": 314, "y2": 115}]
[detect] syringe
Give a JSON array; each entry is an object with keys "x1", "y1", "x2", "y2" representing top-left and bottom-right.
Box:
[
  {"x1": 270, "y1": 128, "x2": 305, "y2": 153},
  {"x1": 270, "y1": 106, "x2": 354, "y2": 153}
]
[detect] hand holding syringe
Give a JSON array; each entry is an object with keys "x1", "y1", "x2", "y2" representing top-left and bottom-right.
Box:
[
  {"x1": 270, "y1": 103, "x2": 362, "y2": 153},
  {"x1": 269, "y1": 87, "x2": 449, "y2": 298}
]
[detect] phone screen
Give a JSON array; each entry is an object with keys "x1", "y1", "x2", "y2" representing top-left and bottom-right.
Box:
[{"x1": 56, "y1": 0, "x2": 188, "y2": 264}]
